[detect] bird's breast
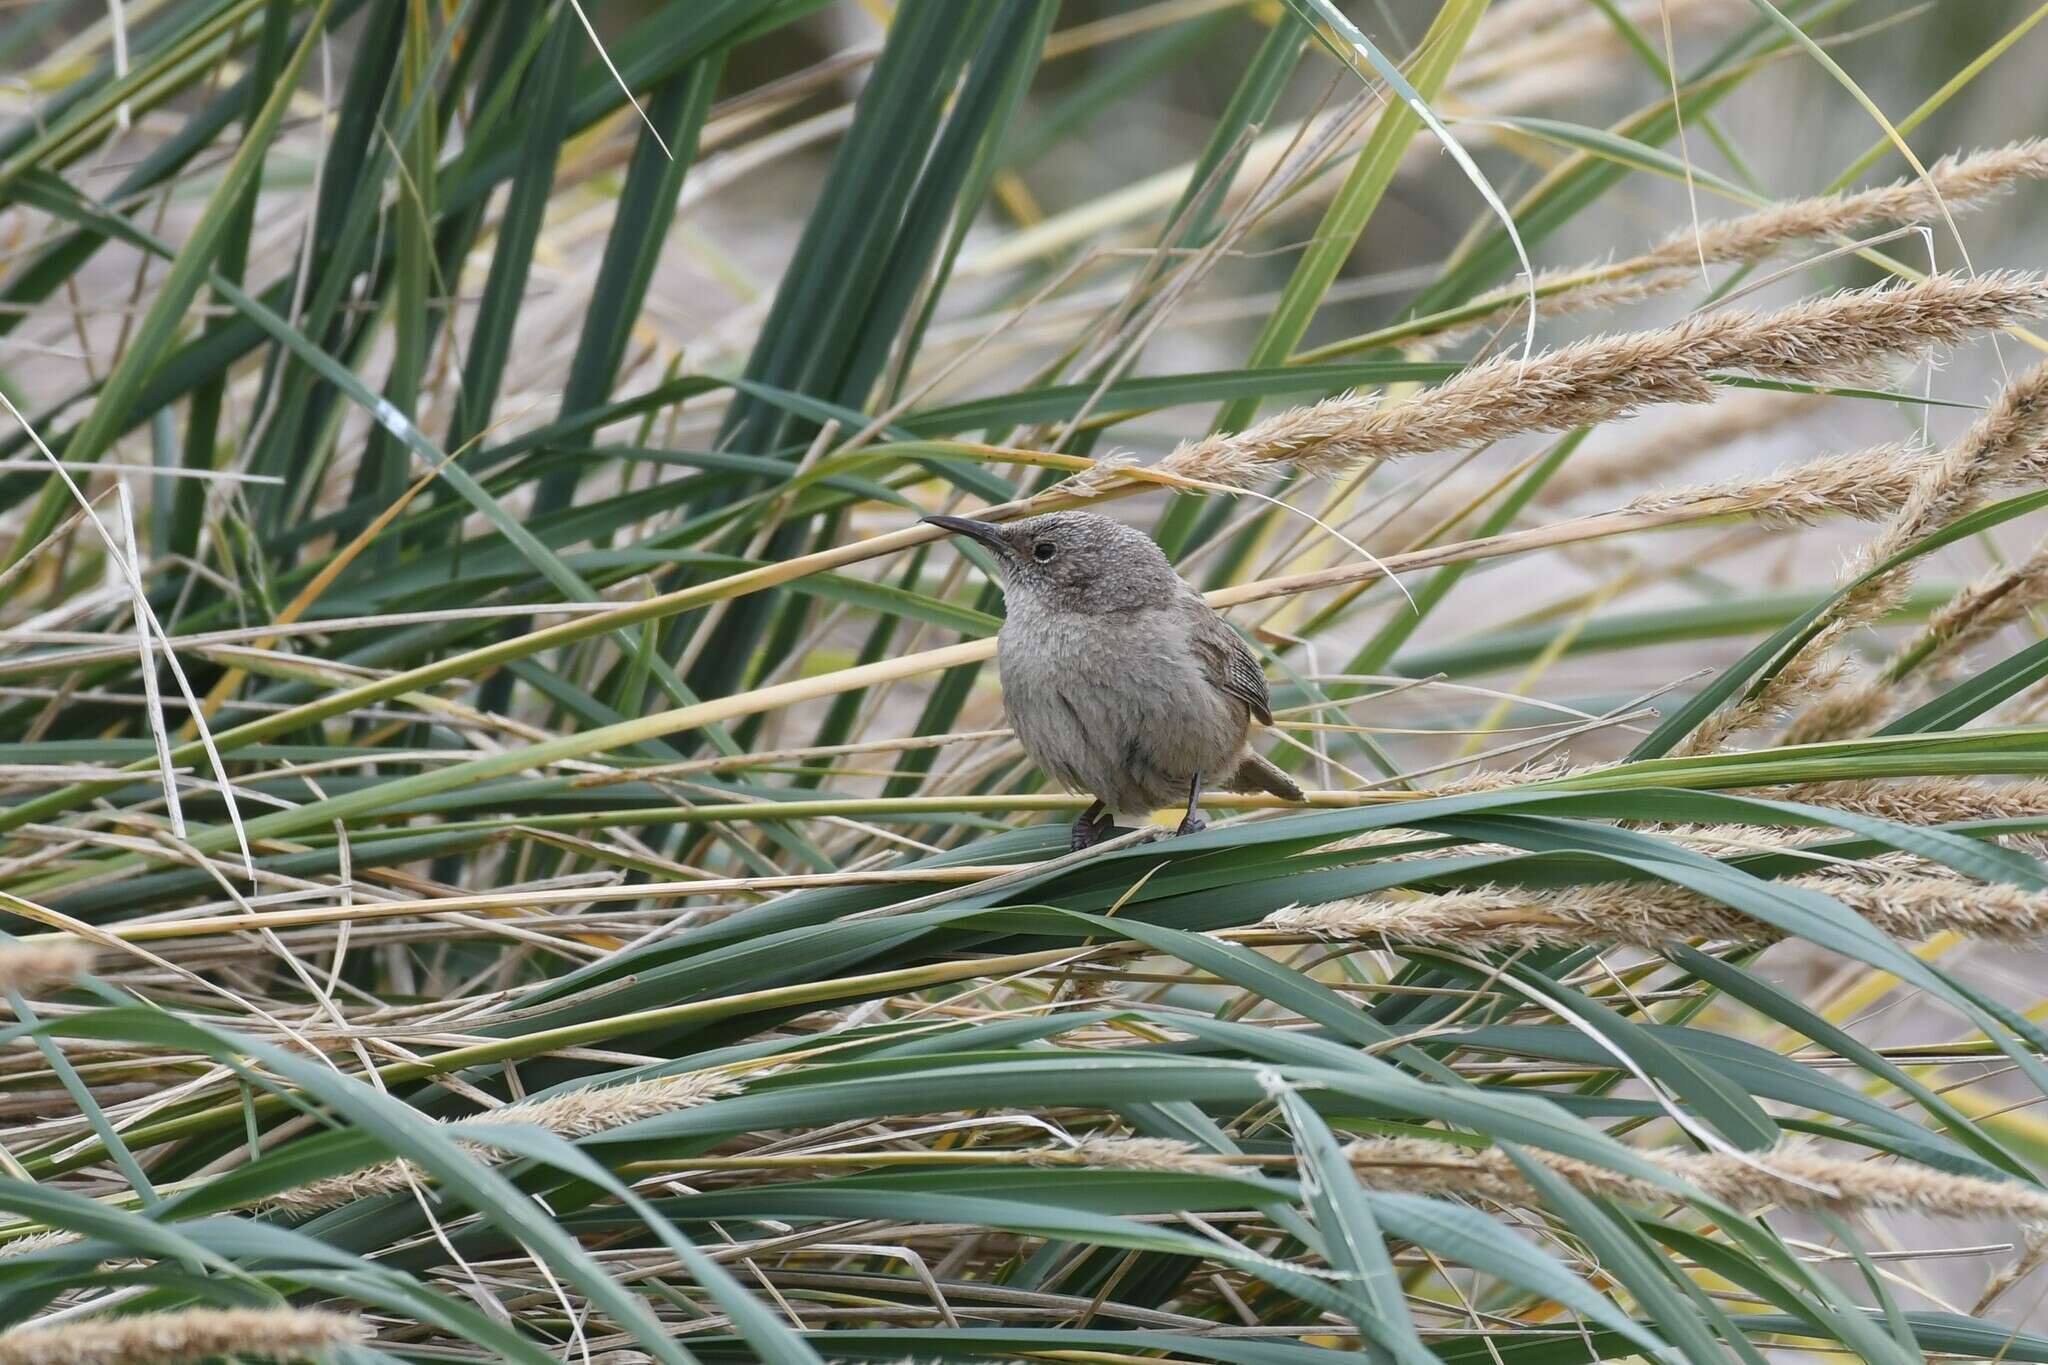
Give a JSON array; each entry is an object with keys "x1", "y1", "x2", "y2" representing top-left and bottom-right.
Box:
[{"x1": 996, "y1": 605, "x2": 1249, "y2": 813}]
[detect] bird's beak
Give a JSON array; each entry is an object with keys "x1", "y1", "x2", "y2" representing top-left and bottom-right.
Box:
[{"x1": 921, "y1": 514, "x2": 1012, "y2": 559}]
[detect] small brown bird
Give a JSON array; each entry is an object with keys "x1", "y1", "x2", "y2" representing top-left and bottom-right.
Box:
[{"x1": 923, "y1": 510, "x2": 1304, "y2": 850}]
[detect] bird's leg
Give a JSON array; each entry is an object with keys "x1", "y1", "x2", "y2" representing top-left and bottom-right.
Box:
[
  {"x1": 1176, "y1": 774, "x2": 1207, "y2": 837},
  {"x1": 1071, "y1": 800, "x2": 1112, "y2": 851}
]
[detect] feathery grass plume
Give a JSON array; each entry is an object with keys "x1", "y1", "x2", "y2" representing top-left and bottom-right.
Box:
[
  {"x1": 1379, "y1": 768, "x2": 2048, "y2": 831},
  {"x1": 1639, "y1": 138, "x2": 2048, "y2": 272},
  {"x1": 1419, "y1": 139, "x2": 2048, "y2": 347},
  {"x1": 1316, "y1": 817, "x2": 1857, "y2": 864},
  {"x1": 1371, "y1": 387, "x2": 1826, "y2": 549},
  {"x1": 1342, "y1": 1137, "x2": 2048, "y2": 1222},
  {"x1": 1536, "y1": 388, "x2": 1828, "y2": 507},
  {"x1": 1974, "y1": 1228, "x2": 2048, "y2": 1315},
  {"x1": 1773, "y1": 776, "x2": 2048, "y2": 826},
  {"x1": 1030, "y1": 1136, "x2": 1239, "y2": 1177},
  {"x1": 0, "y1": 941, "x2": 92, "y2": 1001},
  {"x1": 1686, "y1": 357, "x2": 2048, "y2": 752},
  {"x1": 1269, "y1": 871, "x2": 2048, "y2": 949},
  {"x1": 1144, "y1": 274, "x2": 2048, "y2": 490},
  {"x1": 0, "y1": 1308, "x2": 368, "y2": 1364},
  {"x1": 1778, "y1": 677, "x2": 1912, "y2": 747},
  {"x1": 1617, "y1": 441, "x2": 1933, "y2": 528},
  {"x1": 1856, "y1": 358, "x2": 2048, "y2": 563},
  {"x1": 1789, "y1": 539, "x2": 2048, "y2": 742},
  {"x1": 1410, "y1": 267, "x2": 1699, "y2": 353},
  {"x1": 0, "y1": 1230, "x2": 78, "y2": 1260},
  {"x1": 1913, "y1": 544, "x2": 2048, "y2": 668},
  {"x1": 262, "y1": 1070, "x2": 740, "y2": 1214}
]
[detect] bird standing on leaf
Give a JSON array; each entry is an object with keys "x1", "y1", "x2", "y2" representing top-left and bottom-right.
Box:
[{"x1": 924, "y1": 510, "x2": 1304, "y2": 850}]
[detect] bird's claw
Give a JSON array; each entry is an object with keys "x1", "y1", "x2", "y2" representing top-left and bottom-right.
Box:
[
  {"x1": 1175, "y1": 814, "x2": 1208, "y2": 837},
  {"x1": 1071, "y1": 811, "x2": 1114, "y2": 851}
]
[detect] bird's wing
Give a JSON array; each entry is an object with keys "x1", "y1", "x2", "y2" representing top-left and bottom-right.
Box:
[{"x1": 1193, "y1": 613, "x2": 1274, "y2": 726}]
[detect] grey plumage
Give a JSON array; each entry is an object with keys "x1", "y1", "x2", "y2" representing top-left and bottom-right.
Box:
[{"x1": 923, "y1": 509, "x2": 1304, "y2": 849}]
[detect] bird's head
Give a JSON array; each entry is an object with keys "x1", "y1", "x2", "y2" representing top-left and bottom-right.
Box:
[{"x1": 922, "y1": 510, "x2": 1182, "y2": 614}]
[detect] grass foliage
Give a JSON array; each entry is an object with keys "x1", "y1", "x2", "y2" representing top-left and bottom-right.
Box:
[{"x1": 5, "y1": 0, "x2": 2048, "y2": 1359}]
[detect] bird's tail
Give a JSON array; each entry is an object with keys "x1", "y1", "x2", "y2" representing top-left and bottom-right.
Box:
[{"x1": 1228, "y1": 752, "x2": 1304, "y2": 803}]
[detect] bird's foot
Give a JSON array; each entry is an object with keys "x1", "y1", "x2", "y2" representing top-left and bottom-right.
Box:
[
  {"x1": 1071, "y1": 810, "x2": 1115, "y2": 851},
  {"x1": 1174, "y1": 814, "x2": 1209, "y2": 837}
]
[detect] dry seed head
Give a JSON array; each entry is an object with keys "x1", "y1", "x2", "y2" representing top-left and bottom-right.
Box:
[
  {"x1": 262, "y1": 1070, "x2": 740, "y2": 1214},
  {"x1": 1414, "y1": 267, "x2": 1697, "y2": 352},
  {"x1": 1343, "y1": 1138, "x2": 2048, "y2": 1222},
  {"x1": 1372, "y1": 387, "x2": 1826, "y2": 550},
  {"x1": 1679, "y1": 356, "x2": 2048, "y2": 751},
  {"x1": 0, "y1": 1308, "x2": 368, "y2": 1365},
  {"x1": 1153, "y1": 273, "x2": 2048, "y2": 488},
  {"x1": 1399, "y1": 771, "x2": 2048, "y2": 832},
  {"x1": 1640, "y1": 138, "x2": 2048, "y2": 272},
  {"x1": 1619, "y1": 441, "x2": 1932, "y2": 528},
  {"x1": 1779, "y1": 686, "x2": 1889, "y2": 747},
  {"x1": 1773, "y1": 776, "x2": 2048, "y2": 826},
  {"x1": 1763, "y1": 357, "x2": 2048, "y2": 745},
  {"x1": 1789, "y1": 526, "x2": 2048, "y2": 744},
  {"x1": 474, "y1": 1068, "x2": 741, "y2": 1140},
  {"x1": 1908, "y1": 544, "x2": 2048, "y2": 677},
  {"x1": 1538, "y1": 387, "x2": 1828, "y2": 506},
  {"x1": 1423, "y1": 137, "x2": 2048, "y2": 350},
  {"x1": 1676, "y1": 649, "x2": 1857, "y2": 756},
  {"x1": 0, "y1": 942, "x2": 92, "y2": 1002},
  {"x1": 1269, "y1": 871, "x2": 2048, "y2": 949},
  {"x1": 1035, "y1": 1136, "x2": 1239, "y2": 1178},
  {"x1": 0, "y1": 1230, "x2": 79, "y2": 1261},
  {"x1": 1865, "y1": 356, "x2": 2048, "y2": 566},
  {"x1": 1975, "y1": 1228, "x2": 2048, "y2": 1315}
]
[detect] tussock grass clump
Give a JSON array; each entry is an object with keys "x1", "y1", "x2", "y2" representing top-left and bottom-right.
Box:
[{"x1": 5, "y1": 3, "x2": 2048, "y2": 1361}]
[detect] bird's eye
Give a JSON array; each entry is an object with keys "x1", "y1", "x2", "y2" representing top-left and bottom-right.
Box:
[{"x1": 1032, "y1": 541, "x2": 1057, "y2": 563}]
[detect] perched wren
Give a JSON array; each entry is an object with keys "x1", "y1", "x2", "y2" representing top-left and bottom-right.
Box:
[{"x1": 923, "y1": 510, "x2": 1304, "y2": 850}]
